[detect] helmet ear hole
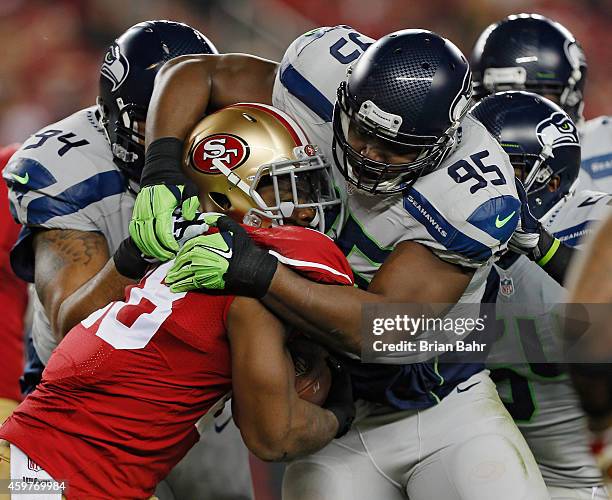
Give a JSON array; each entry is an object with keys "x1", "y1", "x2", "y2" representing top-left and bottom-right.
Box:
[{"x1": 209, "y1": 192, "x2": 232, "y2": 211}]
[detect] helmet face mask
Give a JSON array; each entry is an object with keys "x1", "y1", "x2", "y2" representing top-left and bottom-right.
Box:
[
  {"x1": 471, "y1": 91, "x2": 581, "y2": 219},
  {"x1": 183, "y1": 104, "x2": 342, "y2": 233},
  {"x1": 512, "y1": 142, "x2": 580, "y2": 218},
  {"x1": 97, "y1": 21, "x2": 218, "y2": 185},
  {"x1": 471, "y1": 14, "x2": 587, "y2": 123},
  {"x1": 331, "y1": 30, "x2": 473, "y2": 195},
  {"x1": 510, "y1": 150, "x2": 559, "y2": 213},
  {"x1": 246, "y1": 150, "x2": 340, "y2": 231},
  {"x1": 333, "y1": 87, "x2": 459, "y2": 193},
  {"x1": 97, "y1": 97, "x2": 146, "y2": 166}
]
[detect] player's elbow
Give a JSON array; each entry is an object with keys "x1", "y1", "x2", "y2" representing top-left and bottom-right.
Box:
[
  {"x1": 155, "y1": 54, "x2": 217, "y2": 86},
  {"x1": 247, "y1": 441, "x2": 289, "y2": 463},
  {"x1": 241, "y1": 427, "x2": 292, "y2": 462},
  {"x1": 237, "y1": 411, "x2": 296, "y2": 462}
]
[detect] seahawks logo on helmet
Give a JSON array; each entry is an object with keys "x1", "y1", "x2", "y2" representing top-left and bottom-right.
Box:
[
  {"x1": 101, "y1": 43, "x2": 130, "y2": 92},
  {"x1": 536, "y1": 111, "x2": 579, "y2": 149}
]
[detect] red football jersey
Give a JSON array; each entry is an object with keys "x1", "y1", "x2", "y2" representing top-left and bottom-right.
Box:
[
  {"x1": 0, "y1": 225, "x2": 353, "y2": 499},
  {"x1": 0, "y1": 143, "x2": 27, "y2": 403}
]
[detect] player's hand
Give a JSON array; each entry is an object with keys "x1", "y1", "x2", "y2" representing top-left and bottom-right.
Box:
[
  {"x1": 323, "y1": 357, "x2": 355, "y2": 438},
  {"x1": 129, "y1": 184, "x2": 200, "y2": 261},
  {"x1": 131, "y1": 137, "x2": 199, "y2": 261},
  {"x1": 165, "y1": 216, "x2": 278, "y2": 297},
  {"x1": 115, "y1": 212, "x2": 221, "y2": 281},
  {"x1": 508, "y1": 178, "x2": 560, "y2": 264},
  {"x1": 172, "y1": 211, "x2": 225, "y2": 247},
  {"x1": 508, "y1": 178, "x2": 540, "y2": 254}
]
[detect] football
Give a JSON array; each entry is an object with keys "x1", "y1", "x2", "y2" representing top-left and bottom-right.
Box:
[{"x1": 288, "y1": 337, "x2": 332, "y2": 406}]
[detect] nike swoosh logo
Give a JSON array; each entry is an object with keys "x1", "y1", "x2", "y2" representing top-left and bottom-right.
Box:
[
  {"x1": 495, "y1": 211, "x2": 516, "y2": 228},
  {"x1": 201, "y1": 244, "x2": 232, "y2": 259},
  {"x1": 214, "y1": 416, "x2": 232, "y2": 433},
  {"x1": 456, "y1": 381, "x2": 481, "y2": 393},
  {"x1": 11, "y1": 172, "x2": 29, "y2": 184}
]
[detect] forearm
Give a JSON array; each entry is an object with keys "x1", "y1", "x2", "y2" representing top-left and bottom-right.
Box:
[
  {"x1": 145, "y1": 54, "x2": 278, "y2": 147},
  {"x1": 229, "y1": 297, "x2": 341, "y2": 461},
  {"x1": 251, "y1": 401, "x2": 339, "y2": 462},
  {"x1": 56, "y1": 259, "x2": 135, "y2": 339},
  {"x1": 266, "y1": 264, "x2": 385, "y2": 354},
  {"x1": 146, "y1": 56, "x2": 213, "y2": 146},
  {"x1": 261, "y1": 295, "x2": 342, "y2": 347}
]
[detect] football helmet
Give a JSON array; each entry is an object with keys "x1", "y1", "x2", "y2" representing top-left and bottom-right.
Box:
[
  {"x1": 183, "y1": 103, "x2": 341, "y2": 232},
  {"x1": 97, "y1": 20, "x2": 217, "y2": 184},
  {"x1": 471, "y1": 13, "x2": 587, "y2": 122},
  {"x1": 471, "y1": 91, "x2": 580, "y2": 219},
  {"x1": 332, "y1": 29, "x2": 473, "y2": 194}
]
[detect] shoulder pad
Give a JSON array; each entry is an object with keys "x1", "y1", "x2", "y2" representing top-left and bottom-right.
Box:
[
  {"x1": 2, "y1": 108, "x2": 124, "y2": 227},
  {"x1": 276, "y1": 26, "x2": 375, "y2": 122}
]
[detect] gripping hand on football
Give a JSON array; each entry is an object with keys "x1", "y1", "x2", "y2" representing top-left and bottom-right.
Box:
[{"x1": 166, "y1": 216, "x2": 278, "y2": 297}]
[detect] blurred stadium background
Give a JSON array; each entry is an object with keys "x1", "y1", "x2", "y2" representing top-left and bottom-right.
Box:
[
  {"x1": 1, "y1": 0, "x2": 609, "y2": 498},
  {"x1": 0, "y1": 0, "x2": 610, "y2": 146}
]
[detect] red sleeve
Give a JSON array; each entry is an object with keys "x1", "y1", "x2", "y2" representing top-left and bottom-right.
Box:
[
  {"x1": 0, "y1": 144, "x2": 20, "y2": 249},
  {"x1": 246, "y1": 226, "x2": 354, "y2": 286},
  {"x1": 0, "y1": 143, "x2": 26, "y2": 402}
]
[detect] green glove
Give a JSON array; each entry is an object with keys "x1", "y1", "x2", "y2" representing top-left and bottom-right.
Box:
[
  {"x1": 129, "y1": 185, "x2": 200, "y2": 261},
  {"x1": 166, "y1": 232, "x2": 231, "y2": 292},
  {"x1": 166, "y1": 216, "x2": 278, "y2": 297}
]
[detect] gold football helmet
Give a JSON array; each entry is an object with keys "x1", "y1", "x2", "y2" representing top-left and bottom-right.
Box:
[{"x1": 182, "y1": 103, "x2": 341, "y2": 232}]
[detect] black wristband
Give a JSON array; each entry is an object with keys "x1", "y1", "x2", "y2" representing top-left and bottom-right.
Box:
[
  {"x1": 534, "y1": 231, "x2": 575, "y2": 286},
  {"x1": 228, "y1": 250, "x2": 278, "y2": 299},
  {"x1": 216, "y1": 216, "x2": 279, "y2": 298},
  {"x1": 140, "y1": 137, "x2": 190, "y2": 187},
  {"x1": 113, "y1": 238, "x2": 150, "y2": 280},
  {"x1": 529, "y1": 226, "x2": 554, "y2": 262}
]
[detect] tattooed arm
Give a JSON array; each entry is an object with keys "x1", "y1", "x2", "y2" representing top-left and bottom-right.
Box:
[{"x1": 33, "y1": 229, "x2": 136, "y2": 342}]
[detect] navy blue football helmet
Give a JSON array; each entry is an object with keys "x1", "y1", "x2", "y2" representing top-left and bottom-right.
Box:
[
  {"x1": 332, "y1": 29, "x2": 473, "y2": 194},
  {"x1": 97, "y1": 21, "x2": 217, "y2": 183},
  {"x1": 471, "y1": 14, "x2": 587, "y2": 123},
  {"x1": 471, "y1": 91, "x2": 580, "y2": 219}
]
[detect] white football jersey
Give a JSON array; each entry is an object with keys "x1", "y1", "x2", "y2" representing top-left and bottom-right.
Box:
[
  {"x1": 487, "y1": 189, "x2": 612, "y2": 488},
  {"x1": 578, "y1": 116, "x2": 612, "y2": 192},
  {"x1": 273, "y1": 26, "x2": 520, "y2": 299},
  {"x1": 544, "y1": 189, "x2": 612, "y2": 243},
  {"x1": 2, "y1": 106, "x2": 135, "y2": 363}
]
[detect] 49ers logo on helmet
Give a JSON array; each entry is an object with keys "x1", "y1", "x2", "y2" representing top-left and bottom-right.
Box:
[{"x1": 191, "y1": 134, "x2": 250, "y2": 174}]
